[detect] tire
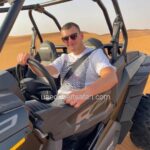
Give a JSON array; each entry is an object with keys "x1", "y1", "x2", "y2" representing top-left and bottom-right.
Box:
[{"x1": 130, "y1": 94, "x2": 150, "y2": 150}]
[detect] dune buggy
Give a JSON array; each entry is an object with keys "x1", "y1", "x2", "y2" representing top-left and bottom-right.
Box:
[{"x1": 0, "y1": 0, "x2": 150, "y2": 150}]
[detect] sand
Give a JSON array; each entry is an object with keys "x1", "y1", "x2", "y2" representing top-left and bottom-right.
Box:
[{"x1": 0, "y1": 30, "x2": 149, "y2": 150}]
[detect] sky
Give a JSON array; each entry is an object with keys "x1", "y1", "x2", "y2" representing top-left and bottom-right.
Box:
[{"x1": 1, "y1": 0, "x2": 150, "y2": 36}]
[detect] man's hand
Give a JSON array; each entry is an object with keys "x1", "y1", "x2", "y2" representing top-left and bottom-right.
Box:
[
  {"x1": 17, "y1": 52, "x2": 31, "y2": 65},
  {"x1": 64, "y1": 90, "x2": 91, "y2": 108}
]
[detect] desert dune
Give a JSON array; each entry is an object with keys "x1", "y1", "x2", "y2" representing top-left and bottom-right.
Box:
[{"x1": 0, "y1": 30, "x2": 149, "y2": 150}]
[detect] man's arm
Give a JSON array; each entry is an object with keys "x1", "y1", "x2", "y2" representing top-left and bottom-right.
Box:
[
  {"x1": 65, "y1": 67, "x2": 118, "y2": 108},
  {"x1": 28, "y1": 64, "x2": 59, "y2": 78},
  {"x1": 17, "y1": 52, "x2": 59, "y2": 78},
  {"x1": 83, "y1": 67, "x2": 118, "y2": 97}
]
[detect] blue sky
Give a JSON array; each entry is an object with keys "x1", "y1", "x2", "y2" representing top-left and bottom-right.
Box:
[{"x1": 1, "y1": 0, "x2": 150, "y2": 35}]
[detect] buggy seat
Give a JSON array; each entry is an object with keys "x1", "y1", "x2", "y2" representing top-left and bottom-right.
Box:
[
  {"x1": 26, "y1": 91, "x2": 113, "y2": 140},
  {"x1": 35, "y1": 41, "x2": 58, "y2": 65}
]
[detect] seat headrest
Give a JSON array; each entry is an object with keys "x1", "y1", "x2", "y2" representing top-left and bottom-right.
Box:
[
  {"x1": 84, "y1": 38, "x2": 104, "y2": 49},
  {"x1": 85, "y1": 38, "x2": 109, "y2": 57},
  {"x1": 35, "y1": 41, "x2": 58, "y2": 63}
]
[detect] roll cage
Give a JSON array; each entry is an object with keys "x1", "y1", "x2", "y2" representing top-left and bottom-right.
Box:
[{"x1": 0, "y1": 0, "x2": 128, "y2": 63}]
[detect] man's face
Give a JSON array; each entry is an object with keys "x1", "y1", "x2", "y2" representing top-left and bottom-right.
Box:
[{"x1": 61, "y1": 26, "x2": 83, "y2": 52}]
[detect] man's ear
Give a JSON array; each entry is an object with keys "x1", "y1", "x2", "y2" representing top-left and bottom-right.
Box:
[{"x1": 80, "y1": 32, "x2": 84, "y2": 39}]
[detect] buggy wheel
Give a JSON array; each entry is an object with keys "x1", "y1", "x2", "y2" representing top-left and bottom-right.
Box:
[{"x1": 130, "y1": 94, "x2": 150, "y2": 150}]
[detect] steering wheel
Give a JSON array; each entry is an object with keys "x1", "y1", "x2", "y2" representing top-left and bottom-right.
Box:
[{"x1": 16, "y1": 58, "x2": 57, "y2": 103}]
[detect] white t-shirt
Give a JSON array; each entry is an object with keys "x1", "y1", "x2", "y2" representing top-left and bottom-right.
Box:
[{"x1": 50, "y1": 47, "x2": 115, "y2": 99}]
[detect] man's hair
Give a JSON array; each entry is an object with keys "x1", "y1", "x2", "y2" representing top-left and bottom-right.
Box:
[{"x1": 61, "y1": 22, "x2": 81, "y2": 32}]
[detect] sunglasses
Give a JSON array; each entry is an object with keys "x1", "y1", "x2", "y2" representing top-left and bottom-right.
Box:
[{"x1": 62, "y1": 33, "x2": 78, "y2": 42}]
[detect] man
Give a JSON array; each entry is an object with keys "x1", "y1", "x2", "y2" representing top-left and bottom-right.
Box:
[{"x1": 17, "y1": 22, "x2": 118, "y2": 108}]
